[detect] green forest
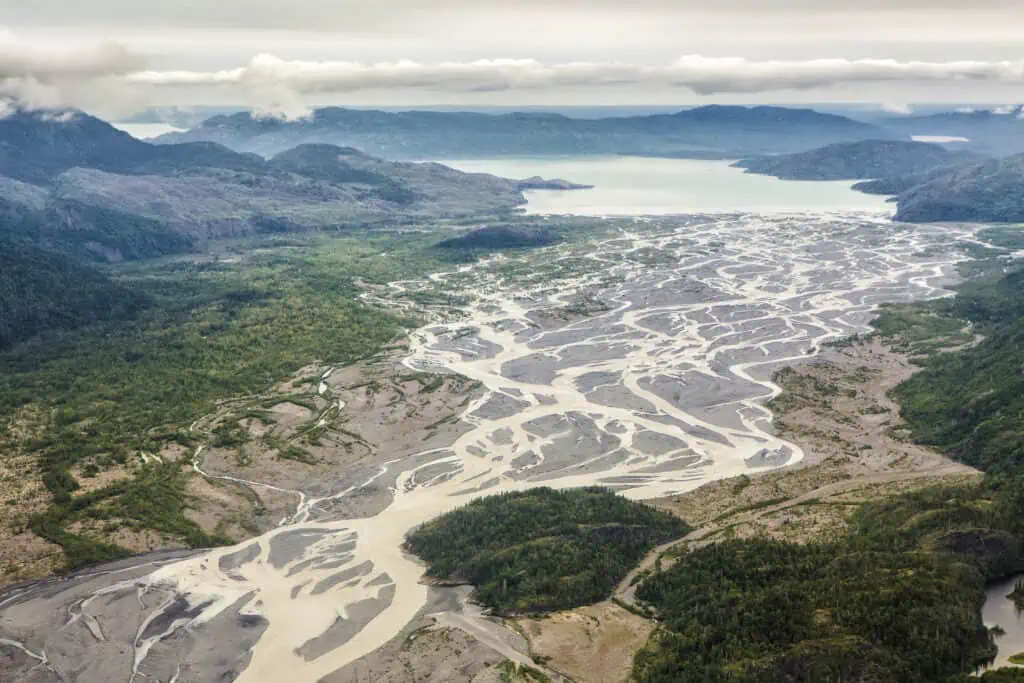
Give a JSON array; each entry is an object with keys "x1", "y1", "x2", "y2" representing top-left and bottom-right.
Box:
[
  {"x1": 0, "y1": 231, "x2": 474, "y2": 570},
  {"x1": 632, "y1": 480, "x2": 1024, "y2": 682},
  {"x1": 884, "y1": 268, "x2": 1024, "y2": 473},
  {"x1": 406, "y1": 487, "x2": 689, "y2": 613},
  {"x1": 0, "y1": 239, "x2": 148, "y2": 349}
]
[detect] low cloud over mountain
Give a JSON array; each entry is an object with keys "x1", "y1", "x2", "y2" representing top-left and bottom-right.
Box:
[{"x1": 2, "y1": 30, "x2": 1024, "y2": 118}]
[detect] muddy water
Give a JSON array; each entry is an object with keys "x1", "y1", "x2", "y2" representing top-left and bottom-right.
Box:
[
  {"x1": 985, "y1": 575, "x2": 1024, "y2": 668},
  {"x1": 0, "y1": 212, "x2": 989, "y2": 683},
  {"x1": 145, "y1": 214, "x2": 977, "y2": 683}
]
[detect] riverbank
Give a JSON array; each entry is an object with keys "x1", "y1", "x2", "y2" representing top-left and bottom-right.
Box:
[
  {"x1": 650, "y1": 336, "x2": 977, "y2": 546},
  {"x1": 515, "y1": 333, "x2": 980, "y2": 682}
]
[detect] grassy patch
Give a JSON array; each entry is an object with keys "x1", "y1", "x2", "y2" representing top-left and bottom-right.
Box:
[
  {"x1": 278, "y1": 445, "x2": 318, "y2": 466},
  {"x1": 872, "y1": 304, "x2": 973, "y2": 355},
  {"x1": 497, "y1": 660, "x2": 552, "y2": 683}
]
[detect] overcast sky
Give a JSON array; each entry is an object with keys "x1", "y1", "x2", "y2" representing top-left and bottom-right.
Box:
[{"x1": 1, "y1": 0, "x2": 1022, "y2": 117}]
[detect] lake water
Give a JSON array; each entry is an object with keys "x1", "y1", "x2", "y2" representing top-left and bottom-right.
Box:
[
  {"x1": 111, "y1": 122, "x2": 185, "y2": 139},
  {"x1": 984, "y1": 575, "x2": 1024, "y2": 669},
  {"x1": 912, "y1": 135, "x2": 971, "y2": 144},
  {"x1": 442, "y1": 156, "x2": 893, "y2": 215}
]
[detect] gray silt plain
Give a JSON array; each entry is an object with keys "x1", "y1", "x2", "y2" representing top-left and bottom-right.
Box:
[{"x1": 0, "y1": 213, "x2": 988, "y2": 683}]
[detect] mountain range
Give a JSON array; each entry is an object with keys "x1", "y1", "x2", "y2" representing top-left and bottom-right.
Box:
[
  {"x1": 883, "y1": 106, "x2": 1024, "y2": 156},
  {"x1": 148, "y1": 103, "x2": 1024, "y2": 227},
  {"x1": 3, "y1": 103, "x2": 1024, "y2": 270},
  {"x1": 0, "y1": 110, "x2": 560, "y2": 263},
  {"x1": 155, "y1": 105, "x2": 889, "y2": 159}
]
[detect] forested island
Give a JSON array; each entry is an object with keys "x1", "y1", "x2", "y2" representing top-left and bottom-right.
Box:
[{"x1": 406, "y1": 487, "x2": 688, "y2": 614}]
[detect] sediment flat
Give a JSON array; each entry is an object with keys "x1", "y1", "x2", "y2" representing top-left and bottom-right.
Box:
[{"x1": 0, "y1": 213, "x2": 982, "y2": 683}]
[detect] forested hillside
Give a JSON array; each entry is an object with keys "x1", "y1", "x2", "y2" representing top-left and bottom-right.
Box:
[
  {"x1": 735, "y1": 139, "x2": 981, "y2": 182},
  {"x1": 0, "y1": 239, "x2": 146, "y2": 349},
  {"x1": 894, "y1": 155, "x2": 1024, "y2": 223},
  {"x1": 0, "y1": 110, "x2": 536, "y2": 263},
  {"x1": 734, "y1": 135, "x2": 1024, "y2": 225},
  {"x1": 888, "y1": 267, "x2": 1024, "y2": 472},
  {"x1": 633, "y1": 481, "x2": 1024, "y2": 682}
]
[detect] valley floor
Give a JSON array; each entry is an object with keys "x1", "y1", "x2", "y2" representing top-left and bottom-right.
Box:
[{"x1": 0, "y1": 214, "x2": 996, "y2": 683}]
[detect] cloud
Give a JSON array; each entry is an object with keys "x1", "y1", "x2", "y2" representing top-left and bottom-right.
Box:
[
  {"x1": 0, "y1": 29, "x2": 146, "y2": 114},
  {"x1": 128, "y1": 55, "x2": 1024, "y2": 96},
  {"x1": 1, "y1": 28, "x2": 1023, "y2": 119},
  {"x1": 122, "y1": 54, "x2": 1024, "y2": 118},
  {"x1": 0, "y1": 30, "x2": 143, "y2": 80},
  {"x1": 880, "y1": 102, "x2": 913, "y2": 115},
  {"x1": 130, "y1": 55, "x2": 1024, "y2": 94},
  {"x1": 6, "y1": 0, "x2": 1023, "y2": 33},
  {"x1": 991, "y1": 104, "x2": 1023, "y2": 115}
]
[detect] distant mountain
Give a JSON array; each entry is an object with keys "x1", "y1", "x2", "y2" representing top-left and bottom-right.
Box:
[
  {"x1": 116, "y1": 106, "x2": 247, "y2": 129},
  {"x1": 882, "y1": 106, "x2": 1024, "y2": 156},
  {"x1": 0, "y1": 239, "x2": 147, "y2": 349},
  {"x1": 894, "y1": 154, "x2": 1024, "y2": 223},
  {"x1": 851, "y1": 165, "x2": 969, "y2": 196},
  {"x1": 516, "y1": 176, "x2": 593, "y2": 190},
  {"x1": 0, "y1": 110, "x2": 547, "y2": 262},
  {"x1": 154, "y1": 105, "x2": 889, "y2": 159},
  {"x1": 734, "y1": 140, "x2": 984, "y2": 183},
  {"x1": 733, "y1": 137, "x2": 1024, "y2": 223},
  {"x1": 0, "y1": 110, "x2": 266, "y2": 184}
]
